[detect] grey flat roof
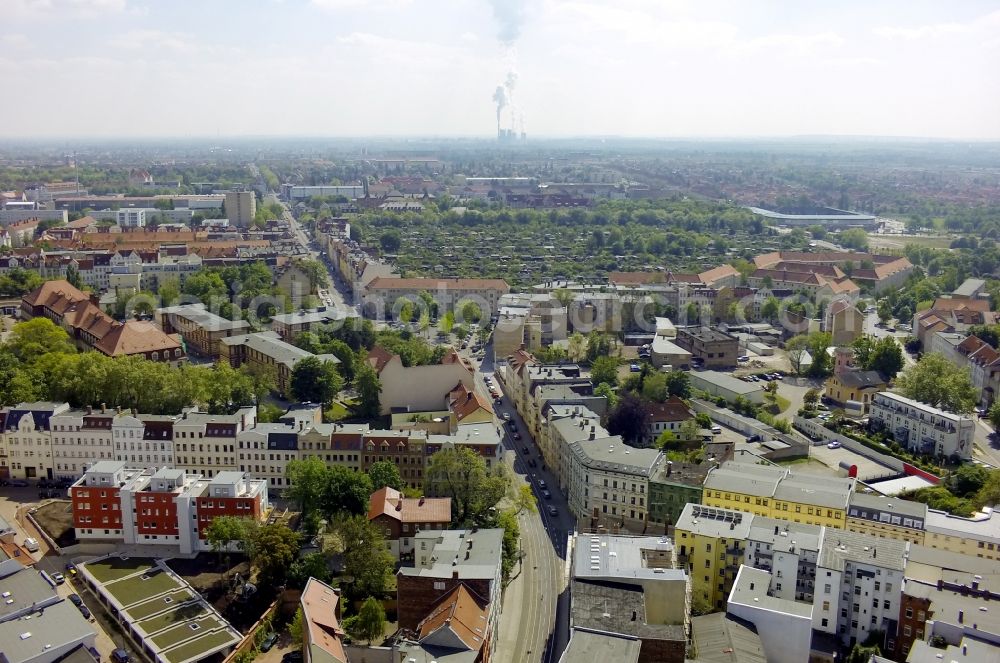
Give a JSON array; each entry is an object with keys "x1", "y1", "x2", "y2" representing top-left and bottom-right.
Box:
[
  {"x1": 0, "y1": 600, "x2": 96, "y2": 663},
  {"x1": 270, "y1": 307, "x2": 353, "y2": 326},
  {"x1": 573, "y1": 534, "x2": 685, "y2": 584},
  {"x1": 0, "y1": 564, "x2": 58, "y2": 620},
  {"x1": 925, "y1": 507, "x2": 1000, "y2": 541},
  {"x1": 818, "y1": 529, "x2": 908, "y2": 572},
  {"x1": 569, "y1": 436, "x2": 662, "y2": 476},
  {"x1": 906, "y1": 638, "x2": 1000, "y2": 663},
  {"x1": 220, "y1": 331, "x2": 340, "y2": 369},
  {"x1": 209, "y1": 471, "x2": 245, "y2": 485},
  {"x1": 570, "y1": 580, "x2": 686, "y2": 642},
  {"x1": 675, "y1": 504, "x2": 753, "y2": 539},
  {"x1": 690, "y1": 371, "x2": 763, "y2": 396},
  {"x1": 558, "y1": 629, "x2": 641, "y2": 663},
  {"x1": 953, "y1": 278, "x2": 986, "y2": 298},
  {"x1": 399, "y1": 529, "x2": 502, "y2": 581},
  {"x1": 848, "y1": 491, "x2": 928, "y2": 519},
  {"x1": 748, "y1": 517, "x2": 823, "y2": 553},
  {"x1": 85, "y1": 460, "x2": 126, "y2": 474},
  {"x1": 772, "y1": 475, "x2": 853, "y2": 510},
  {"x1": 747, "y1": 206, "x2": 876, "y2": 221}
]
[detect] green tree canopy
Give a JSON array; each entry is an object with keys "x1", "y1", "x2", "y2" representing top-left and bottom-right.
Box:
[
  {"x1": 290, "y1": 357, "x2": 344, "y2": 405},
  {"x1": 424, "y1": 447, "x2": 510, "y2": 525},
  {"x1": 590, "y1": 356, "x2": 619, "y2": 387},
  {"x1": 343, "y1": 597, "x2": 386, "y2": 645},
  {"x1": 368, "y1": 460, "x2": 405, "y2": 491},
  {"x1": 896, "y1": 352, "x2": 978, "y2": 413},
  {"x1": 336, "y1": 516, "x2": 395, "y2": 600}
]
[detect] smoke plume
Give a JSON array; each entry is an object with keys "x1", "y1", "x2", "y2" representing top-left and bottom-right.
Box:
[
  {"x1": 488, "y1": 0, "x2": 527, "y2": 137},
  {"x1": 488, "y1": 0, "x2": 526, "y2": 45},
  {"x1": 492, "y1": 85, "x2": 507, "y2": 133}
]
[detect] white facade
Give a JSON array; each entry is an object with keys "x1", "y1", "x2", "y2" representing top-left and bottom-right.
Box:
[
  {"x1": 50, "y1": 410, "x2": 119, "y2": 479},
  {"x1": 869, "y1": 391, "x2": 975, "y2": 460},
  {"x1": 116, "y1": 208, "x2": 147, "y2": 227},
  {"x1": 727, "y1": 565, "x2": 813, "y2": 663},
  {"x1": 0, "y1": 403, "x2": 69, "y2": 481}
]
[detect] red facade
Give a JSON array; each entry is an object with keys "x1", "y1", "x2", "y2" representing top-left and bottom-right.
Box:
[
  {"x1": 71, "y1": 485, "x2": 123, "y2": 531},
  {"x1": 134, "y1": 492, "x2": 179, "y2": 536},
  {"x1": 194, "y1": 496, "x2": 261, "y2": 538}
]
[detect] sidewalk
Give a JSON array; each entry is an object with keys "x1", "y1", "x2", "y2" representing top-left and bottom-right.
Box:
[{"x1": 492, "y1": 552, "x2": 529, "y2": 663}]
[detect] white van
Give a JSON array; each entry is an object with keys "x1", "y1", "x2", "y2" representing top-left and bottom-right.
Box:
[
  {"x1": 710, "y1": 425, "x2": 723, "y2": 435},
  {"x1": 23, "y1": 538, "x2": 39, "y2": 552}
]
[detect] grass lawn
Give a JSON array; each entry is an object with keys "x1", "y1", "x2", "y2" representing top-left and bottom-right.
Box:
[
  {"x1": 162, "y1": 630, "x2": 240, "y2": 663},
  {"x1": 127, "y1": 590, "x2": 196, "y2": 620},
  {"x1": 326, "y1": 401, "x2": 351, "y2": 421},
  {"x1": 765, "y1": 395, "x2": 792, "y2": 415},
  {"x1": 106, "y1": 569, "x2": 182, "y2": 606},
  {"x1": 867, "y1": 234, "x2": 954, "y2": 250},
  {"x1": 151, "y1": 615, "x2": 225, "y2": 650},
  {"x1": 85, "y1": 557, "x2": 155, "y2": 584}
]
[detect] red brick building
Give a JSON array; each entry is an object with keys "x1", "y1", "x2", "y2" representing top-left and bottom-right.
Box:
[{"x1": 368, "y1": 487, "x2": 451, "y2": 560}]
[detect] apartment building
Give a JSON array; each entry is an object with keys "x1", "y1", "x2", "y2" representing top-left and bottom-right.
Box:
[
  {"x1": 224, "y1": 190, "x2": 256, "y2": 227},
  {"x1": 824, "y1": 368, "x2": 888, "y2": 412},
  {"x1": 726, "y1": 565, "x2": 814, "y2": 663},
  {"x1": 674, "y1": 504, "x2": 753, "y2": 611},
  {"x1": 647, "y1": 460, "x2": 710, "y2": 532},
  {"x1": 0, "y1": 402, "x2": 69, "y2": 481},
  {"x1": 158, "y1": 303, "x2": 251, "y2": 358},
  {"x1": 270, "y1": 307, "x2": 351, "y2": 341},
  {"x1": 744, "y1": 517, "x2": 824, "y2": 603},
  {"x1": 220, "y1": 331, "x2": 340, "y2": 393},
  {"x1": 543, "y1": 405, "x2": 609, "y2": 488},
  {"x1": 172, "y1": 407, "x2": 257, "y2": 479},
  {"x1": 363, "y1": 277, "x2": 510, "y2": 318},
  {"x1": 811, "y1": 529, "x2": 908, "y2": 649},
  {"x1": 702, "y1": 461, "x2": 855, "y2": 528},
  {"x1": 396, "y1": 528, "x2": 504, "y2": 663},
  {"x1": 674, "y1": 327, "x2": 739, "y2": 368},
  {"x1": 113, "y1": 413, "x2": 177, "y2": 470},
  {"x1": 324, "y1": 236, "x2": 398, "y2": 296},
  {"x1": 643, "y1": 397, "x2": 693, "y2": 446},
  {"x1": 753, "y1": 251, "x2": 912, "y2": 295},
  {"x1": 846, "y1": 492, "x2": 927, "y2": 544},
  {"x1": 869, "y1": 391, "x2": 975, "y2": 460},
  {"x1": 569, "y1": 533, "x2": 690, "y2": 663},
  {"x1": 367, "y1": 346, "x2": 475, "y2": 415},
  {"x1": 50, "y1": 407, "x2": 122, "y2": 479},
  {"x1": 22, "y1": 280, "x2": 185, "y2": 364},
  {"x1": 923, "y1": 506, "x2": 1000, "y2": 560},
  {"x1": 367, "y1": 487, "x2": 452, "y2": 560},
  {"x1": 505, "y1": 362, "x2": 590, "y2": 442},
  {"x1": 564, "y1": 434, "x2": 662, "y2": 533},
  {"x1": 70, "y1": 462, "x2": 268, "y2": 554}
]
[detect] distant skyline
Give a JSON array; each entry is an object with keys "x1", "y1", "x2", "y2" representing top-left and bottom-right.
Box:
[{"x1": 2, "y1": 0, "x2": 999, "y2": 139}]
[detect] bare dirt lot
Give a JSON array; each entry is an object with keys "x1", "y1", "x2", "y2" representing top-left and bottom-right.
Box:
[
  {"x1": 166, "y1": 555, "x2": 273, "y2": 631},
  {"x1": 32, "y1": 500, "x2": 77, "y2": 547}
]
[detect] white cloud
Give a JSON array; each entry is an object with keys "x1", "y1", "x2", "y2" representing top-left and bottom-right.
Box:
[
  {"x1": 110, "y1": 30, "x2": 200, "y2": 53},
  {"x1": 8, "y1": 0, "x2": 126, "y2": 18},
  {"x1": 311, "y1": 0, "x2": 410, "y2": 11},
  {"x1": 460, "y1": 31, "x2": 479, "y2": 42},
  {"x1": 874, "y1": 9, "x2": 1000, "y2": 41},
  {"x1": 0, "y1": 34, "x2": 32, "y2": 49}
]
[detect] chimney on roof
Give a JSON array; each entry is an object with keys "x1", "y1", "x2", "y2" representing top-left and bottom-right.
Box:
[
  {"x1": 453, "y1": 570, "x2": 459, "y2": 579},
  {"x1": 86, "y1": 406, "x2": 93, "y2": 415},
  {"x1": 589, "y1": 431, "x2": 595, "y2": 440},
  {"x1": 101, "y1": 403, "x2": 106, "y2": 413},
  {"x1": 959, "y1": 610, "x2": 964, "y2": 623},
  {"x1": 117, "y1": 406, "x2": 122, "y2": 414},
  {"x1": 419, "y1": 497, "x2": 425, "y2": 505},
  {"x1": 666, "y1": 461, "x2": 673, "y2": 477}
]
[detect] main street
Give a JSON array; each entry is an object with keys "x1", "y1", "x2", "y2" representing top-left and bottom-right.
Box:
[
  {"x1": 267, "y1": 193, "x2": 357, "y2": 315},
  {"x1": 477, "y1": 348, "x2": 571, "y2": 663}
]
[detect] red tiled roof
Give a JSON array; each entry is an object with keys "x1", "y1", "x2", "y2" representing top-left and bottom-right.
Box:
[
  {"x1": 367, "y1": 487, "x2": 452, "y2": 524},
  {"x1": 301, "y1": 578, "x2": 347, "y2": 663},
  {"x1": 367, "y1": 345, "x2": 396, "y2": 373},
  {"x1": 416, "y1": 583, "x2": 489, "y2": 652},
  {"x1": 646, "y1": 396, "x2": 693, "y2": 423},
  {"x1": 94, "y1": 321, "x2": 181, "y2": 357},
  {"x1": 448, "y1": 383, "x2": 492, "y2": 422}
]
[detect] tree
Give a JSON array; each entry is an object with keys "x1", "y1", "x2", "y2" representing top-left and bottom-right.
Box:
[
  {"x1": 990, "y1": 399, "x2": 1000, "y2": 431},
  {"x1": 323, "y1": 465, "x2": 374, "y2": 517},
  {"x1": 760, "y1": 296, "x2": 780, "y2": 321},
  {"x1": 379, "y1": 230, "x2": 402, "y2": 253},
  {"x1": 976, "y1": 470, "x2": 1000, "y2": 508},
  {"x1": 289, "y1": 608, "x2": 304, "y2": 646},
  {"x1": 368, "y1": 460, "x2": 404, "y2": 491},
  {"x1": 665, "y1": 371, "x2": 691, "y2": 398},
  {"x1": 785, "y1": 335, "x2": 811, "y2": 375},
  {"x1": 852, "y1": 335, "x2": 876, "y2": 368},
  {"x1": 354, "y1": 361, "x2": 382, "y2": 420},
  {"x1": 6, "y1": 318, "x2": 75, "y2": 362},
  {"x1": 868, "y1": 337, "x2": 905, "y2": 379},
  {"x1": 285, "y1": 457, "x2": 330, "y2": 521},
  {"x1": 586, "y1": 332, "x2": 613, "y2": 362},
  {"x1": 641, "y1": 372, "x2": 668, "y2": 402},
  {"x1": 896, "y1": 353, "x2": 978, "y2": 414},
  {"x1": 343, "y1": 597, "x2": 386, "y2": 645},
  {"x1": 605, "y1": 392, "x2": 649, "y2": 446},
  {"x1": 240, "y1": 362, "x2": 277, "y2": 404},
  {"x1": 677, "y1": 418, "x2": 700, "y2": 442},
  {"x1": 947, "y1": 464, "x2": 990, "y2": 498},
  {"x1": 66, "y1": 263, "x2": 82, "y2": 288},
  {"x1": 424, "y1": 447, "x2": 509, "y2": 525},
  {"x1": 807, "y1": 332, "x2": 832, "y2": 377},
  {"x1": 839, "y1": 228, "x2": 869, "y2": 251},
  {"x1": 294, "y1": 259, "x2": 329, "y2": 291},
  {"x1": 567, "y1": 333, "x2": 587, "y2": 362},
  {"x1": 803, "y1": 388, "x2": 820, "y2": 409},
  {"x1": 594, "y1": 382, "x2": 619, "y2": 409},
  {"x1": 590, "y1": 356, "x2": 619, "y2": 387},
  {"x1": 336, "y1": 516, "x2": 394, "y2": 600},
  {"x1": 552, "y1": 288, "x2": 575, "y2": 311},
  {"x1": 287, "y1": 551, "x2": 333, "y2": 588},
  {"x1": 459, "y1": 300, "x2": 482, "y2": 324},
  {"x1": 877, "y1": 300, "x2": 893, "y2": 324},
  {"x1": 253, "y1": 522, "x2": 300, "y2": 588},
  {"x1": 441, "y1": 311, "x2": 455, "y2": 334},
  {"x1": 290, "y1": 357, "x2": 343, "y2": 405},
  {"x1": 497, "y1": 508, "x2": 521, "y2": 581},
  {"x1": 845, "y1": 643, "x2": 880, "y2": 663},
  {"x1": 513, "y1": 483, "x2": 537, "y2": 514}
]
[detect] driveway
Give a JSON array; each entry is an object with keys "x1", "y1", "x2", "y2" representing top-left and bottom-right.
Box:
[{"x1": 809, "y1": 443, "x2": 897, "y2": 482}]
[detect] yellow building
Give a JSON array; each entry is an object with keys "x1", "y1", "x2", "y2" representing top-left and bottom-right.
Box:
[
  {"x1": 824, "y1": 369, "x2": 889, "y2": 412},
  {"x1": 923, "y1": 507, "x2": 1000, "y2": 560},
  {"x1": 674, "y1": 504, "x2": 752, "y2": 612},
  {"x1": 702, "y1": 460, "x2": 854, "y2": 529}
]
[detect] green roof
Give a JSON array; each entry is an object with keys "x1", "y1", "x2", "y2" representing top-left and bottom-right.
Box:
[
  {"x1": 84, "y1": 557, "x2": 155, "y2": 583},
  {"x1": 104, "y1": 569, "x2": 182, "y2": 606}
]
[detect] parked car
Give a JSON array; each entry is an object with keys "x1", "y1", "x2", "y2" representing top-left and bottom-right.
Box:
[
  {"x1": 528, "y1": 459, "x2": 537, "y2": 468},
  {"x1": 260, "y1": 633, "x2": 279, "y2": 652},
  {"x1": 537, "y1": 479, "x2": 547, "y2": 489},
  {"x1": 629, "y1": 363, "x2": 641, "y2": 372},
  {"x1": 817, "y1": 404, "x2": 829, "y2": 411},
  {"x1": 827, "y1": 440, "x2": 842, "y2": 449},
  {"x1": 68, "y1": 594, "x2": 83, "y2": 607},
  {"x1": 282, "y1": 652, "x2": 303, "y2": 663},
  {"x1": 503, "y1": 412, "x2": 511, "y2": 421},
  {"x1": 542, "y1": 490, "x2": 552, "y2": 499},
  {"x1": 513, "y1": 432, "x2": 522, "y2": 440},
  {"x1": 66, "y1": 563, "x2": 77, "y2": 577},
  {"x1": 23, "y1": 538, "x2": 39, "y2": 552},
  {"x1": 52, "y1": 572, "x2": 65, "y2": 584},
  {"x1": 110, "y1": 649, "x2": 130, "y2": 663},
  {"x1": 711, "y1": 425, "x2": 722, "y2": 435},
  {"x1": 522, "y1": 446, "x2": 530, "y2": 455},
  {"x1": 11, "y1": 480, "x2": 27, "y2": 487},
  {"x1": 737, "y1": 355, "x2": 749, "y2": 363},
  {"x1": 80, "y1": 605, "x2": 92, "y2": 620},
  {"x1": 746, "y1": 434, "x2": 762, "y2": 443},
  {"x1": 547, "y1": 506, "x2": 558, "y2": 517}
]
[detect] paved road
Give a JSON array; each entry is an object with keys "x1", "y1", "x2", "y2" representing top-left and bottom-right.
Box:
[
  {"x1": 480, "y1": 363, "x2": 570, "y2": 663},
  {"x1": 268, "y1": 194, "x2": 357, "y2": 314}
]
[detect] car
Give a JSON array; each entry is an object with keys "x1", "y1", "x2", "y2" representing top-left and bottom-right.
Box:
[
  {"x1": 111, "y1": 649, "x2": 130, "y2": 663},
  {"x1": 746, "y1": 434, "x2": 762, "y2": 443},
  {"x1": 737, "y1": 355, "x2": 749, "y2": 362},
  {"x1": 11, "y1": 480, "x2": 27, "y2": 487},
  {"x1": 827, "y1": 440, "x2": 842, "y2": 449},
  {"x1": 514, "y1": 432, "x2": 522, "y2": 440},
  {"x1": 537, "y1": 479, "x2": 547, "y2": 489},
  {"x1": 629, "y1": 363, "x2": 641, "y2": 372},
  {"x1": 493, "y1": 396, "x2": 501, "y2": 404},
  {"x1": 282, "y1": 652, "x2": 304, "y2": 663},
  {"x1": 547, "y1": 506, "x2": 558, "y2": 517},
  {"x1": 817, "y1": 404, "x2": 829, "y2": 411},
  {"x1": 710, "y1": 425, "x2": 722, "y2": 435},
  {"x1": 522, "y1": 446, "x2": 530, "y2": 455},
  {"x1": 52, "y1": 572, "x2": 65, "y2": 584},
  {"x1": 542, "y1": 490, "x2": 552, "y2": 499},
  {"x1": 79, "y1": 605, "x2": 91, "y2": 620},
  {"x1": 503, "y1": 412, "x2": 511, "y2": 421},
  {"x1": 886, "y1": 327, "x2": 896, "y2": 333},
  {"x1": 38, "y1": 478, "x2": 49, "y2": 488},
  {"x1": 68, "y1": 594, "x2": 83, "y2": 607},
  {"x1": 260, "y1": 633, "x2": 279, "y2": 652},
  {"x1": 528, "y1": 459, "x2": 537, "y2": 468},
  {"x1": 23, "y1": 538, "x2": 39, "y2": 552}
]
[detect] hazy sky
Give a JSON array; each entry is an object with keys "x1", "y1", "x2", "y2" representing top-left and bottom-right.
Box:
[{"x1": 3, "y1": 0, "x2": 999, "y2": 139}]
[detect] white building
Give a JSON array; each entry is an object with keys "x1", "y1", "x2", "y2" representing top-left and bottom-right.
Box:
[
  {"x1": 50, "y1": 408, "x2": 121, "y2": 480},
  {"x1": 744, "y1": 517, "x2": 824, "y2": 603},
  {"x1": 116, "y1": 208, "x2": 146, "y2": 227},
  {"x1": 727, "y1": 565, "x2": 814, "y2": 663},
  {"x1": 0, "y1": 402, "x2": 69, "y2": 481},
  {"x1": 869, "y1": 391, "x2": 975, "y2": 460},
  {"x1": 171, "y1": 407, "x2": 257, "y2": 479},
  {"x1": 812, "y1": 529, "x2": 909, "y2": 648}
]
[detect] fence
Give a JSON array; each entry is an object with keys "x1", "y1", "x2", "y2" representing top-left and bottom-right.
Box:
[
  {"x1": 221, "y1": 594, "x2": 283, "y2": 663},
  {"x1": 793, "y1": 415, "x2": 904, "y2": 474}
]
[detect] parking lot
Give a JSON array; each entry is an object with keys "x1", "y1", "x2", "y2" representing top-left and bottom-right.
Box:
[{"x1": 808, "y1": 443, "x2": 896, "y2": 481}]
